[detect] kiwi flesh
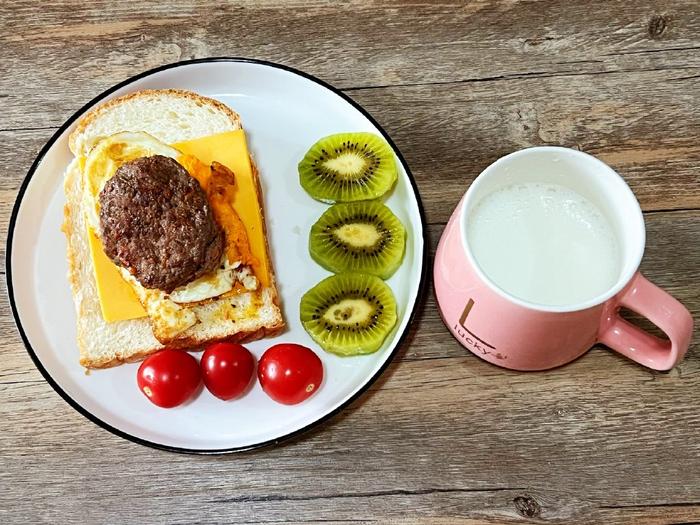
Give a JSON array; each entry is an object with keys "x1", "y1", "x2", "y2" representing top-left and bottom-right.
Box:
[
  {"x1": 309, "y1": 200, "x2": 406, "y2": 279},
  {"x1": 300, "y1": 273, "x2": 398, "y2": 356},
  {"x1": 298, "y1": 132, "x2": 397, "y2": 203}
]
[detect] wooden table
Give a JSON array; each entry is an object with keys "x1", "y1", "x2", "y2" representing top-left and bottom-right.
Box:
[{"x1": 1, "y1": 1, "x2": 698, "y2": 523}]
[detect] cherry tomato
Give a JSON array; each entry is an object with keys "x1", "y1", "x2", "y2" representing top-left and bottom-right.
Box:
[
  {"x1": 201, "y1": 342, "x2": 256, "y2": 400},
  {"x1": 258, "y1": 343, "x2": 323, "y2": 405},
  {"x1": 137, "y1": 349, "x2": 201, "y2": 408}
]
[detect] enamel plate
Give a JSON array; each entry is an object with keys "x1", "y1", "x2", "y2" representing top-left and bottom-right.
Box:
[{"x1": 7, "y1": 58, "x2": 427, "y2": 453}]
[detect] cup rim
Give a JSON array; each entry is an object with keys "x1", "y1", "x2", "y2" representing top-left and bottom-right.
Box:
[{"x1": 459, "y1": 146, "x2": 646, "y2": 313}]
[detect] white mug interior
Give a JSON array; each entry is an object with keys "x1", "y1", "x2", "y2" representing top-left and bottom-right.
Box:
[{"x1": 459, "y1": 146, "x2": 646, "y2": 313}]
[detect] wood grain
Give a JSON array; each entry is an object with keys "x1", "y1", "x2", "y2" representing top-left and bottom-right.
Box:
[
  {"x1": 1, "y1": 213, "x2": 698, "y2": 523},
  {"x1": 3, "y1": 63, "x2": 700, "y2": 225},
  {"x1": 1, "y1": 0, "x2": 699, "y2": 128},
  {"x1": 1, "y1": 1, "x2": 699, "y2": 524}
]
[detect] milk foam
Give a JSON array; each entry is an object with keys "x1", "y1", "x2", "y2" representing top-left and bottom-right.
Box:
[{"x1": 467, "y1": 182, "x2": 621, "y2": 306}]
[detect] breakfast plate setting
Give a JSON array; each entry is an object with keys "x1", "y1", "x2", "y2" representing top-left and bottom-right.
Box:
[{"x1": 7, "y1": 58, "x2": 427, "y2": 453}]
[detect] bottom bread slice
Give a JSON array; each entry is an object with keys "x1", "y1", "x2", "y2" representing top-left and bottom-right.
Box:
[{"x1": 63, "y1": 160, "x2": 285, "y2": 369}]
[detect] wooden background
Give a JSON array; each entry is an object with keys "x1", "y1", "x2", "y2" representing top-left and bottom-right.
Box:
[{"x1": 1, "y1": 1, "x2": 699, "y2": 523}]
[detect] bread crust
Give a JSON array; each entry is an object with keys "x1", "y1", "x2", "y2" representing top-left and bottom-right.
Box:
[
  {"x1": 79, "y1": 325, "x2": 286, "y2": 369},
  {"x1": 68, "y1": 89, "x2": 242, "y2": 156},
  {"x1": 64, "y1": 90, "x2": 285, "y2": 369}
]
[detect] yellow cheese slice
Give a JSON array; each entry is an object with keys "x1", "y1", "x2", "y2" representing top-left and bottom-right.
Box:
[
  {"x1": 87, "y1": 227, "x2": 147, "y2": 322},
  {"x1": 87, "y1": 129, "x2": 270, "y2": 322}
]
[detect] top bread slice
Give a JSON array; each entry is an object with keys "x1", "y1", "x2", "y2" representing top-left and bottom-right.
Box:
[
  {"x1": 64, "y1": 89, "x2": 285, "y2": 368},
  {"x1": 69, "y1": 89, "x2": 243, "y2": 157}
]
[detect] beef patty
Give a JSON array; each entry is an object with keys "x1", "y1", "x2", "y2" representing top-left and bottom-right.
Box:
[{"x1": 99, "y1": 155, "x2": 223, "y2": 293}]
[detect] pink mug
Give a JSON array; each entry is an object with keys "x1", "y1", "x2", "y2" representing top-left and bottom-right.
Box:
[{"x1": 434, "y1": 146, "x2": 693, "y2": 371}]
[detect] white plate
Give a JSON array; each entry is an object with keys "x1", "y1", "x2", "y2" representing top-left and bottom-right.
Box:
[{"x1": 7, "y1": 58, "x2": 427, "y2": 453}]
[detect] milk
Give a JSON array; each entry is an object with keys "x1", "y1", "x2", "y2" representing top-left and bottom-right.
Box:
[{"x1": 467, "y1": 182, "x2": 621, "y2": 306}]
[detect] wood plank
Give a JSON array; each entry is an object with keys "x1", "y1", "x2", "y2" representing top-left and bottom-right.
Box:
[
  {"x1": 1, "y1": 0, "x2": 699, "y2": 129},
  {"x1": 1, "y1": 210, "x2": 697, "y2": 384},
  {"x1": 0, "y1": 129, "x2": 47, "y2": 186},
  {"x1": 2, "y1": 63, "x2": 700, "y2": 223},
  {"x1": 1, "y1": 339, "x2": 699, "y2": 523}
]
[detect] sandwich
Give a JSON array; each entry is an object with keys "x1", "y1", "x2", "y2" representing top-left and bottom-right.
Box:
[{"x1": 63, "y1": 89, "x2": 285, "y2": 368}]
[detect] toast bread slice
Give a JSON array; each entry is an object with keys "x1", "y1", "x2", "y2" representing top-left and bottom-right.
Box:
[
  {"x1": 69, "y1": 89, "x2": 243, "y2": 157},
  {"x1": 63, "y1": 90, "x2": 285, "y2": 368}
]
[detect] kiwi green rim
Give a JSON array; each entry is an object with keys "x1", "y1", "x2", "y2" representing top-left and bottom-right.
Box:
[{"x1": 6, "y1": 57, "x2": 429, "y2": 455}]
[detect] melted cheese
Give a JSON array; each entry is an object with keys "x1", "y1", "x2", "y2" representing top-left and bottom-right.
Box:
[
  {"x1": 87, "y1": 227, "x2": 146, "y2": 322},
  {"x1": 86, "y1": 129, "x2": 270, "y2": 323},
  {"x1": 174, "y1": 131, "x2": 271, "y2": 288}
]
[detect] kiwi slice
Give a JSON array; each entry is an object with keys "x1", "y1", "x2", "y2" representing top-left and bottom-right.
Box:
[
  {"x1": 300, "y1": 273, "x2": 398, "y2": 356},
  {"x1": 298, "y1": 132, "x2": 398, "y2": 203},
  {"x1": 309, "y1": 201, "x2": 406, "y2": 279}
]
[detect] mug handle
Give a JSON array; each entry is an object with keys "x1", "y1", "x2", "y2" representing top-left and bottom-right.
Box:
[{"x1": 598, "y1": 272, "x2": 693, "y2": 370}]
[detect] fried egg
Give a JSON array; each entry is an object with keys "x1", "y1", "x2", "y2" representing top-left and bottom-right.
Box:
[{"x1": 82, "y1": 132, "x2": 258, "y2": 342}]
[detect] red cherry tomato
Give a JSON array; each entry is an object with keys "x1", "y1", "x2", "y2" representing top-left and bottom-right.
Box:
[
  {"x1": 258, "y1": 343, "x2": 323, "y2": 405},
  {"x1": 137, "y1": 349, "x2": 201, "y2": 408},
  {"x1": 201, "y1": 342, "x2": 256, "y2": 400}
]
